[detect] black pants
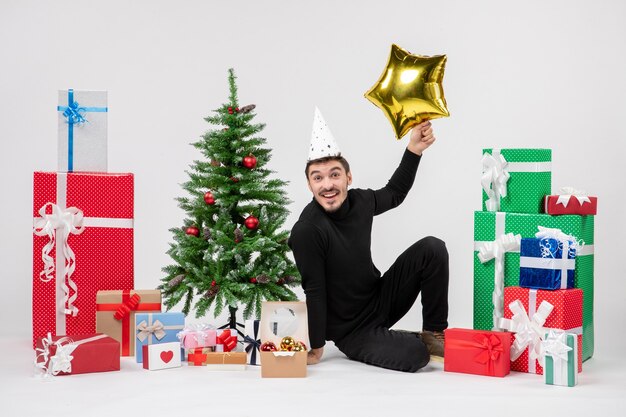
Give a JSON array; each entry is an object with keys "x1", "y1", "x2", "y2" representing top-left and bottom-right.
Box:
[{"x1": 335, "y1": 236, "x2": 449, "y2": 372}]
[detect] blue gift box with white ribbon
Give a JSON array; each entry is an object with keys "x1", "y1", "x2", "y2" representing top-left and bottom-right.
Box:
[
  {"x1": 57, "y1": 89, "x2": 108, "y2": 172},
  {"x1": 134, "y1": 312, "x2": 185, "y2": 363},
  {"x1": 519, "y1": 237, "x2": 576, "y2": 290}
]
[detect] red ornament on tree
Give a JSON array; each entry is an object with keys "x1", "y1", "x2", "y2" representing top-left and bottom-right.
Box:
[
  {"x1": 244, "y1": 215, "x2": 259, "y2": 230},
  {"x1": 249, "y1": 277, "x2": 257, "y2": 284},
  {"x1": 185, "y1": 226, "x2": 200, "y2": 237},
  {"x1": 228, "y1": 107, "x2": 233, "y2": 114},
  {"x1": 235, "y1": 107, "x2": 240, "y2": 113},
  {"x1": 230, "y1": 176, "x2": 239, "y2": 183},
  {"x1": 204, "y1": 191, "x2": 215, "y2": 205},
  {"x1": 242, "y1": 154, "x2": 257, "y2": 169}
]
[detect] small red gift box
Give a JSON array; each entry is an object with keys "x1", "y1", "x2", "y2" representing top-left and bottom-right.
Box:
[
  {"x1": 444, "y1": 328, "x2": 511, "y2": 377},
  {"x1": 501, "y1": 287, "x2": 583, "y2": 375},
  {"x1": 544, "y1": 190, "x2": 597, "y2": 215},
  {"x1": 35, "y1": 333, "x2": 120, "y2": 376},
  {"x1": 32, "y1": 172, "x2": 134, "y2": 348}
]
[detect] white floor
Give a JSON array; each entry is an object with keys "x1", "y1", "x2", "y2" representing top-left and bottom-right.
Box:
[{"x1": 2, "y1": 336, "x2": 624, "y2": 416}]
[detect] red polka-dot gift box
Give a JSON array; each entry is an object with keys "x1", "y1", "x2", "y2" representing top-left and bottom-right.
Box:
[
  {"x1": 32, "y1": 172, "x2": 134, "y2": 348},
  {"x1": 502, "y1": 286, "x2": 583, "y2": 375}
]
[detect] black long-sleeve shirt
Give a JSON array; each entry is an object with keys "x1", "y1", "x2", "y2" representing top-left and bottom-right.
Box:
[{"x1": 288, "y1": 150, "x2": 421, "y2": 349}]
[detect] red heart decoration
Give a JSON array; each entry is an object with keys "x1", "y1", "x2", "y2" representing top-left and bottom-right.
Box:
[{"x1": 160, "y1": 350, "x2": 174, "y2": 363}]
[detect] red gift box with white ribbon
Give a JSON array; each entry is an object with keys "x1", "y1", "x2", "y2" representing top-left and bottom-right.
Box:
[
  {"x1": 500, "y1": 286, "x2": 583, "y2": 375},
  {"x1": 35, "y1": 333, "x2": 120, "y2": 376},
  {"x1": 544, "y1": 187, "x2": 597, "y2": 215},
  {"x1": 32, "y1": 172, "x2": 134, "y2": 348}
]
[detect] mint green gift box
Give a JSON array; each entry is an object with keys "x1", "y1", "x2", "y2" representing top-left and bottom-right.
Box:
[
  {"x1": 544, "y1": 332, "x2": 579, "y2": 387},
  {"x1": 473, "y1": 211, "x2": 594, "y2": 361},
  {"x1": 482, "y1": 148, "x2": 552, "y2": 214}
]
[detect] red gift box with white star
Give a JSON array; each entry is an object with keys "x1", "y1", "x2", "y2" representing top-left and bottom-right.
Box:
[
  {"x1": 502, "y1": 287, "x2": 583, "y2": 375},
  {"x1": 32, "y1": 172, "x2": 134, "y2": 348},
  {"x1": 544, "y1": 194, "x2": 597, "y2": 215}
]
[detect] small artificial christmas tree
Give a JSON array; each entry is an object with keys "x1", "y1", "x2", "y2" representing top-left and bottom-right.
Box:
[{"x1": 160, "y1": 68, "x2": 301, "y2": 324}]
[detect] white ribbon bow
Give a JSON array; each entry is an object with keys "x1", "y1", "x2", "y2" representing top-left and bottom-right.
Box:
[
  {"x1": 481, "y1": 150, "x2": 510, "y2": 212},
  {"x1": 33, "y1": 203, "x2": 85, "y2": 316},
  {"x1": 34, "y1": 333, "x2": 77, "y2": 376},
  {"x1": 541, "y1": 330, "x2": 572, "y2": 366},
  {"x1": 177, "y1": 323, "x2": 215, "y2": 346},
  {"x1": 136, "y1": 320, "x2": 166, "y2": 342},
  {"x1": 556, "y1": 187, "x2": 591, "y2": 208},
  {"x1": 499, "y1": 299, "x2": 554, "y2": 371},
  {"x1": 536, "y1": 226, "x2": 581, "y2": 259},
  {"x1": 478, "y1": 232, "x2": 521, "y2": 330}
]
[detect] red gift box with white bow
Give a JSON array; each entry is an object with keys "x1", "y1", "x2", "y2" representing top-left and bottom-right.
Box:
[
  {"x1": 500, "y1": 286, "x2": 583, "y2": 375},
  {"x1": 35, "y1": 333, "x2": 120, "y2": 376},
  {"x1": 32, "y1": 172, "x2": 134, "y2": 348},
  {"x1": 544, "y1": 188, "x2": 597, "y2": 215}
]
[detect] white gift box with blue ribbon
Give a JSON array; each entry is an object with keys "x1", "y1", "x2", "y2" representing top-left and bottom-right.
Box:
[
  {"x1": 519, "y1": 227, "x2": 578, "y2": 290},
  {"x1": 57, "y1": 89, "x2": 108, "y2": 172}
]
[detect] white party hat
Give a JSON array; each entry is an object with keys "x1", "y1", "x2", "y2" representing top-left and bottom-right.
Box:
[{"x1": 308, "y1": 107, "x2": 341, "y2": 161}]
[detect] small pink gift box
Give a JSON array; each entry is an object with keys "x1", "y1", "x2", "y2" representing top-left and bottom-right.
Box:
[{"x1": 177, "y1": 324, "x2": 217, "y2": 349}]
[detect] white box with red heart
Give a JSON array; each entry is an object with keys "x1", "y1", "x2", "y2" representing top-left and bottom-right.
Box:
[{"x1": 142, "y1": 341, "x2": 181, "y2": 370}]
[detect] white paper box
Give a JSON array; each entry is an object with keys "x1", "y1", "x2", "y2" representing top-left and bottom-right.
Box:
[
  {"x1": 57, "y1": 89, "x2": 108, "y2": 172},
  {"x1": 142, "y1": 342, "x2": 181, "y2": 370}
]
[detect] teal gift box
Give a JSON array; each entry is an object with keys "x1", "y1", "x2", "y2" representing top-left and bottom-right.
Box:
[
  {"x1": 482, "y1": 148, "x2": 551, "y2": 214},
  {"x1": 473, "y1": 211, "x2": 594, "y2": 361},
  {"x1": 135, "y1": 312, "x2": 185, "y2": 363},
  {"x1": 543, "y1": 331, "x2": 579, "y2": 387}
]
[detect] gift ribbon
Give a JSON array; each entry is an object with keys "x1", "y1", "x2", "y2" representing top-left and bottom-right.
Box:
[
  {"x1": 499, "y1": 290, "x2": 554, "y2": 374},
  {"x1": 537, "y1": 226, "x2": 581, "y2": 289},
  {"x1": 216, "y1": 329, "x2": 237, "y2": 352},
  {"x1": 555, "y1": 187, "x2": 591, "y2": 208},
  {"x1": 136, "y1": 315, "x2": 184, "y2": 344},
  {"x1": 187, "y1": 347, "x2": 210, "y2": 366},
  {"x1": 481, "y1": 150, "x2": 510, "y2": 212},
  {"x1": 136, "y1": 319, "x2": 166, "y2": 342},
  {"x1": 34, "y1": 333, "x2": 107, "y2": 376},
  {"x1": 477, "y1": 229, "x2": 521, "y2": 330},
  {"x1": 33, "y1": 202, "x2": 85, "y2": 319},
  {"x1": 57, "y1": 89, "x2": 108, "y2": 172},
  {"x1": 96, "y1": 291, "x2": 161, "y2": 355},
  {"x1": 542, "y1": 330, "x2": 576, "y2": 386},
  {"x1": 445, "y1": 333, "x2": 504, "y2": 376},
  {"x1": 243, "y1": 320, "x2": 261, "y2": 365},
  {"x1": 481, "y1": 149, "x2": 551, "y2": 212},
  {"x1": 177, "y1": 323, "x2": 216, "y2": 348},
  {"x1": 33, "y1": 172, "x2": 134, "y2": 336}
]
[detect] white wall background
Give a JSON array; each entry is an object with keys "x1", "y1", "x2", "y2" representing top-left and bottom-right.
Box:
[{"x1": 1, "y1": 0, "x2": 624, "y2": 357}]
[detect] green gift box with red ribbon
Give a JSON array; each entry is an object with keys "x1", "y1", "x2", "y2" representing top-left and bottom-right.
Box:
[{"x1": 96, "y1": 290, "x2": 162, "y2": 356}]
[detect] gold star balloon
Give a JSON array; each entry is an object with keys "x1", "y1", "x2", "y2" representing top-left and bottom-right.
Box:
[{"x1": 365, "y1": 44, "x2": 450, "y2": 139}]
